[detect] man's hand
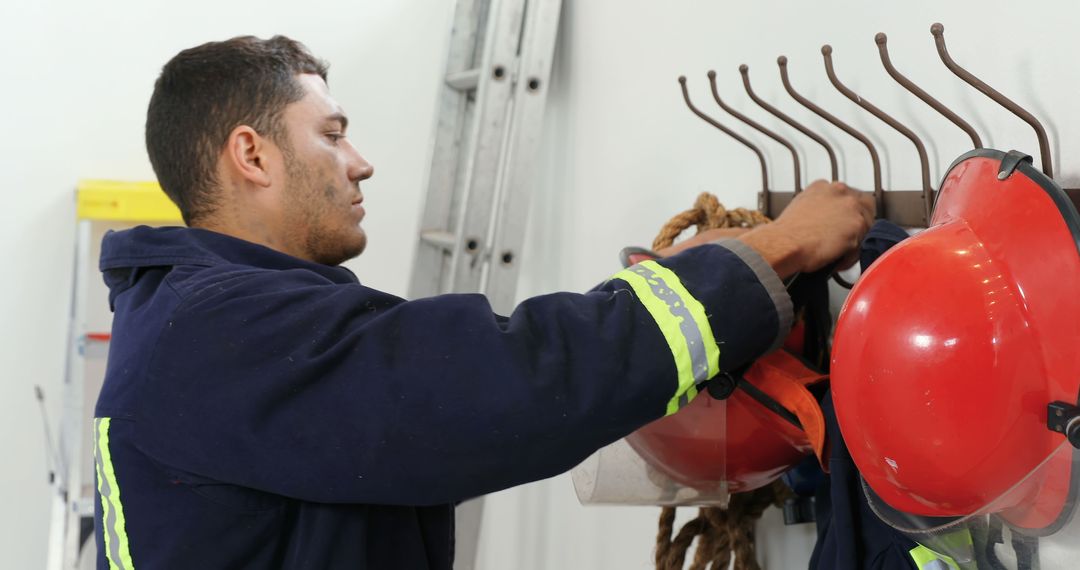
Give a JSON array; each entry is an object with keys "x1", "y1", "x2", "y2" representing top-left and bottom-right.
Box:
[{"x1": 737, "y1": 180, "x2": 874, "y2": 279}]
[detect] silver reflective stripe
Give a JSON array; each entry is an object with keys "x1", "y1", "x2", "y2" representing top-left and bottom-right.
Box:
[
  {"x1": 625, "y1": 264, "x2": 710, "y2": 384},
  {"x1": 924, "y1": 561, "x2": 949, "y2": 570}
]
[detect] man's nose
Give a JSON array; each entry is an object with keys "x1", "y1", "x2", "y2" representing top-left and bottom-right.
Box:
[{"x1": 347, "y1": 142, "x2": 374, "y2": 182}]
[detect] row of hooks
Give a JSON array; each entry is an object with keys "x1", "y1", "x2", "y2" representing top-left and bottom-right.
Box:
[{"x1": 681, "y1": 23, "x2": 1055, "y2": 228}]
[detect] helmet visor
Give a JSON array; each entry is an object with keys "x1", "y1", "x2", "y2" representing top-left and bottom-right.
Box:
[
  {"x1": 571, "y1": 398, "x2": 731, "y2": 507},
  {"x1": 863, "y1": 440, "x2": 1080, "y2": 570}
]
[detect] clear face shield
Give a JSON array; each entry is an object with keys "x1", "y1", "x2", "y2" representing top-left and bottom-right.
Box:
[
  {"x1": 864, "y1": 440, "x2": 1080, "y2": 570},
  {"x1": 571, "y1": 398, "x2": 732, "y2": 507},
  {"x1": 573, "y1": 349, "x2": 826, "y2": 507}
]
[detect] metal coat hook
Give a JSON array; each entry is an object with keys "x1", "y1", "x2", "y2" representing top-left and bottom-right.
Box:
[
  {"x1": 778, "y1": 55, "x2": 885, "y2": 217},
  {"x1": 679, "y1": 76, "x2": 772, "y2": 210},
  {"x1": 823, "y1": 45, "x2": 933, "y2": 224},
  {"x1": 740, "y1": 64, "x2": 839, "y2": 182},
  {"x1": 707, "y1": 71, "x2": 802, "y2": 192},
  {"x1": 678, "y1": 23, "x2": 1066, "y2": 236},
  {"x1": 931, "y1": 23, "x2": 1053, "y2": 178},
  {"x1": 875, "y1": 32, "x2": 981, "y2": 149}
]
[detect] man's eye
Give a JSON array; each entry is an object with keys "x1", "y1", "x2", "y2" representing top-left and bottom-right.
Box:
[{"x1": 326, "y1": 133, "x2": 344, "y2": 143}]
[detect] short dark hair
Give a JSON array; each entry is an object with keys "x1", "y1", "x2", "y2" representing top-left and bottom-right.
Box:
[{"x1": 146, "y1": 35, "x2": 328, "y2": 224}]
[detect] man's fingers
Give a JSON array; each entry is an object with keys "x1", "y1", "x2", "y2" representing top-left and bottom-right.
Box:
[
  {"x1": 721, "y1": 179, "x2": 876, "y2": 275},
  {"x1": 857, "y1": 192, "x2": 875, "y2": 226},
  {"x1": 836, "y1": 249, "x2": 860, "y2": 271}
]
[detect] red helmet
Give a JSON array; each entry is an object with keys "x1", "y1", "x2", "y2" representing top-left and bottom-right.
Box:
[
  {"x1": 832, "y1": 149, "x2": 1080, "y2": 565},
  {"x1": 573, "y1": 249, "x2": 829, "y2": 506},
  {"x1": 626, "y1": 346, "x2": 826, "y2": 496}
]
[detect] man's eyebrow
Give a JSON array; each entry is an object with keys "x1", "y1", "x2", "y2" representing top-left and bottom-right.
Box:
[{"x1": 326, "y1": 112, "x2": 349, "y2": 130}]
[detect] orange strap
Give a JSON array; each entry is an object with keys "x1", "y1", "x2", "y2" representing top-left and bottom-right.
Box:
[{"x1": 743, "y1": 350, "x2": 830, "y2": 471}]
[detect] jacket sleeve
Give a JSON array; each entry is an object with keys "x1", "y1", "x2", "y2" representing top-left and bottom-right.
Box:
[{"x1": 135, "y1": 240, "x2": 792, "y2": 505}]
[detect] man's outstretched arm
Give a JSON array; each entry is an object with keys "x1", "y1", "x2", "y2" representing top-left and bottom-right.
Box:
[{"x1": 131, "y1": 179, "x2": 872, "y2": 506}]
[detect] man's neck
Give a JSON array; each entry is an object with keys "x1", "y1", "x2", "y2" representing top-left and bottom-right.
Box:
[{"x1": 193, "y1": 214, "x2": 305, "y2": 261}]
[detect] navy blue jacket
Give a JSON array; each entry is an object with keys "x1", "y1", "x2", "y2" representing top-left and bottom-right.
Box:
[
  {"x1": 810, "y1": 220, "x2": 918, "y2": 570},
  {"x1": 93, "y1": 226, "x2": 790, "y2": 569}
]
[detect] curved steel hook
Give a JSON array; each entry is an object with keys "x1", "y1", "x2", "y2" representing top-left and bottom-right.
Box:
[
  {"x1": 679, "y1": 76, "x2": 770, "y2": 203},
  {"x1": 931, "y1": 23, "x2": 1052, "y2": 178},
  {"x1": 823, "y1": 45, "x2": 932, "y2": 223},
  {"x1": 708, "y1": 71, "x2": 801, "y2": 192},
  {"x1": 740, "y1": 64, "x2": 839, "y2": 181},
  {"x1": 778, "y1": 55, "x2": 884, "y2": 215},
  {"x1": 876, "y1": 32, "x2": 981, "y2": 149}
]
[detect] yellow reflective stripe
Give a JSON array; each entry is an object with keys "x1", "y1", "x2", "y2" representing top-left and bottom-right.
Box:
[
  {"x1": 613, "y1": 260, "x2": 719, "y2": 415},
  {"x1": 95, "y1": 424, "x2": 115, "y2": 570},
  {"x1": 640, "y1": 260, "x2": 720, "y2": 380},
  {"x1": 909, "y1": 544, "x2": 960, "y2": 570},
  {"x1": 95, "y1": 418, "x2": 135, "y2": 569},
  {"x1": 613, "y1": 268, "x2": 692, "y2": 414}
]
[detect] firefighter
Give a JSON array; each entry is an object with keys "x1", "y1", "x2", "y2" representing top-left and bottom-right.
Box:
[{"x1": 92, "y1": 35, "x2": 873, "y2": 569}]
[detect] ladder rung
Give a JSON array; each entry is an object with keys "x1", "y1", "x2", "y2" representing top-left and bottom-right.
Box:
[
  {"x1": 420, "y1": 230, "x2": 458, "y2": 250},
  {"x1": 445, "y1": 68, "x2": 481, "y2": 92}
]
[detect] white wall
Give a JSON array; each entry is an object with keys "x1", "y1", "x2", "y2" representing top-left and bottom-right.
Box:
[{"x1": 3, "y1": 1, "x2": 1080, "y2": 569}]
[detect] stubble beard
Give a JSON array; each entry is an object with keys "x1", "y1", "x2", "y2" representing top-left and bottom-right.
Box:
[{"x1": 282, "y1": 152, "x2": 366, "y2": 266}]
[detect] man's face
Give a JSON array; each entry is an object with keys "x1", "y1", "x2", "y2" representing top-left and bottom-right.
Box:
[{"x1": 277, "y1": 74, "x2": 374, "y2": 265}]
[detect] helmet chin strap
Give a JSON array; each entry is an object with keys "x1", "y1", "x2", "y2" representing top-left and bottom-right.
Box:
[{"x1": 703, "y1": 366, "x2": 804, "y2": 430}]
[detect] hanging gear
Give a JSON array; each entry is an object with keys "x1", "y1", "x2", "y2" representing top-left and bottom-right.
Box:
[
  {"x1": 627, "y1": 341, "x2": 828, "y2": 495},
  {"x1": 832, "y1": 149, "x2": 1080, "y2": 569},
  {"x1": 571, "y1": 192, "x2": 838, "y2": 569},
  {"x1": 631, "y1": 192, "x2": 829, "y2": 489},
  {"x1": 630, "y1": 193, "x2": 831, "y2": 570}
]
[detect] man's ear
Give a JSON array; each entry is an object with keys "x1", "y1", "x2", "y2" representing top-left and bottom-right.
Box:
[{"x1": 223, "y1": 125, "x2": 273, "y2": 187}]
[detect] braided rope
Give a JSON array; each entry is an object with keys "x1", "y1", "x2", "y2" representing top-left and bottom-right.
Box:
[
  {"x1": 654, "y1": 482, "x2": 793, "y2": 570},
  {"x1": 651, "y1": 193, "x2": 771, "y2": 251}
]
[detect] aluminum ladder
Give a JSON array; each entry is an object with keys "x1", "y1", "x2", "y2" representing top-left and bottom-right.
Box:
[{"x1": 407, "y1": 0, "x2": 563, "y2": 568}]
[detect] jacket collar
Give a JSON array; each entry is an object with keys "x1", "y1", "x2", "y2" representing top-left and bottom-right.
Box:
[{"x1": 99, "y1": 225, "x2": 360, "y2": 285}]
